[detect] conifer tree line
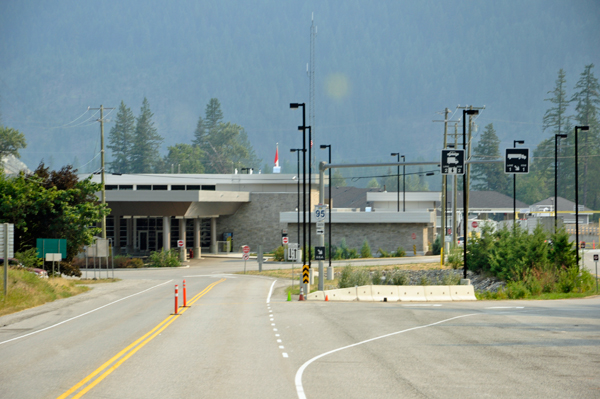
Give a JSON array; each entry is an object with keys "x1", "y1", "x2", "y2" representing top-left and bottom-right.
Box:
[
  {"x1": 470, "y1": 64, "x2": 600, "y2": 217},
  {"x1": 108, "y1": 97, "x2": 261, "y2": 174}
]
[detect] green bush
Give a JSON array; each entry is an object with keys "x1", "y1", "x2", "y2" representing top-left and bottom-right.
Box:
[
  {"x1": 371, "y1": 270, "x2": 384, "y2": 285},
  {"x1": 388, "y1": 268, "x2": 409, "y2": 285},
  {"x1": 447, "y1": 245, "x2": 463, "y2": 269},
  {"x1": 338, "y1": 265, "x2": 353, "y2": 288},
  {"x1": 504, "y1": 281, "x2": 530, "y2": 299},
  {"x1": 348, "y1": 248, "x2": 359, "y2": 259},
  {"x1": 273, "y1": 246, "x2": 285, "y2": 261},
  {"x1": 393, "y1": 247, "x2": 406, "y2": 257},
  {"x1": 432, "y1": 235, "x2": 442, "y2": 256},
  {"x1": 419, "y1": 275, "x2": 431, "y2": 286},
  {"x1": 351, "y1": 269, "x2": 370, "y2": 286},
  {"x1": 360, "y1": 239, "x2": 372, "y2": 258},
  {"x1": 148, "y1": 249, "x2": 180, "y2": 267},
  {"x1": 113, "y1": 255, "x2": 144, "y2": 268},
  {"x1": 441, "y1": 272, "x2": 461, "y2": 285},
  {"x1": 378, "y1": 248, "x2": 391, "y2": 258},
  {"x1": 15, "y1": 248, "x2": 43, "y2": 269}
]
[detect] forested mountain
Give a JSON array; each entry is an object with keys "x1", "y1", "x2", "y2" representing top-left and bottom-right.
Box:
[{"x1": 1, "y1": 1, "x2": 599, "y2": 186}]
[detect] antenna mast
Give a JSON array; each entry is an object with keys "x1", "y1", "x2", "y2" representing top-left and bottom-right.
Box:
[{"x1": 309, "y1": 13, "x2": 316, "y2": 166}]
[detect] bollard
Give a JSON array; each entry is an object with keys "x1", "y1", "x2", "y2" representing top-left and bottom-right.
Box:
[
  {"x1": 174, "y1": 285, "x2": 179, "y2": 315},
  {"x1": 183, "y1": 280, "x2": 187, "y2": 307}
]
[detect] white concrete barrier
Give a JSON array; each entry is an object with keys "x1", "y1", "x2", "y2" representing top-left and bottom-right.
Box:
[
  {"x1": 306, "y1": 290, "x2": 325, "y2": 301},
  {"x1": 450, "y1": 285, "x2": 477, "y2": 301},
  {"x1": 371, "y1": 286, "x2": 400, "y2": 302},
  {"x1": 326, "y1": 287, "x2": 358, "y2": 301},
  {"x1": 424, "y1": 285, "x2": 453, "y2": 301},
  {"x1": 398, "y1": 286, "x2": 426, "y2": 301},
  {"x1": 356, "y1": 285, "x2": 374, "y2": 301}
]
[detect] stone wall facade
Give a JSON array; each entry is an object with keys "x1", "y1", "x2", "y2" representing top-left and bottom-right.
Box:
[{"x1": 286, "y1": 222, "x2": 430, "y2": 255}]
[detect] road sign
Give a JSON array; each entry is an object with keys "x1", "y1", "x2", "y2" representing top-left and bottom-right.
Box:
[
  {"x1": 242, "y1": 253, "x2": 250, "y2": 261},
  {"x1": 441, "y1": 149, "x2": 465, "y2": 175},
  {"x1": 315, "y1": 204, "x2": 327, "y2": 221},
  {"x1": 288, "y1": 243, "x2": 298, "y2": 261},
  {"x1": 242, "y1": 245, "x2": 250, "y2": 254},
  {"x1": 411, "y1": 233, "x2": 416, "y2": 240},
  {"x1": 45, "y1": 253, "x2": 62, "y2": 262},
  {"x1": 505, "y1": 148, "x2": 530, "y2": 174},
  {"x1": 282, "y1": 236, "x2": 289, "y2": 245},
  {"x1": 594, "y1": 254, "x2": 599, "y2": 261},
  {"x1": 472, "y1": 221, "x2": 478, "y2": 229},
  {"x1": 302, "y1": 265, "x2": 309, "y2": 284},
  {"x1": 0, "y1": 223, "x2": 15, "y2": 258},
  {"x1": 177, "y1": 240, "x2": 184, "y2": 248},
  {"x1": 316, "y1": 220, "x2": 325, "y2": 235},
  {"x1": 580, "y1": 242, "x2": 585, "y2": 249},
  {"x1": 315, "y1": 246, "x2": 325, "y2": 260}
]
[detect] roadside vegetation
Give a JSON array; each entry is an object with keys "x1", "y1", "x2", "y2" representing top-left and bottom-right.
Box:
[
  {"x1": 464, "y1": 224, "x2": 597, "y2": 300},
  {"x1": 269, "y1": 238, "x2": 407, "y2": 262},
  {"x1": 0, "y1": 268, "x2": 90, "y2": 317}
]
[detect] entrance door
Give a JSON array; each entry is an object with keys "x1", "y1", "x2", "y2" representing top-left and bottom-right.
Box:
[
  {"x1": 157, "y1": 231, "x2": 163, "y2": 250},
  {"x1": 138, "y1": 231, "x2": 148, "y2": 251}
]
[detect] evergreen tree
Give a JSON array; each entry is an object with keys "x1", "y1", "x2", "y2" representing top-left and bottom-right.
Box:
[
  {"x1": 471, "y1": 123, "x2": 510, "y2": 194},
  {"x1": 571, "y1": 64, "x2": 600, "y2": 207},
  {"x1": 130, "y1": 98, "x2": 163, "y2": 173},
  {"x1": 332, "y1": 169, "x2": 347, "y2": 187},
  {"x1": 204, "y1": 98, "x2": 224, "y2": 132},
  {"x1": 191, "y1": 116, "x2": 207, "y2": 148},
  {"x1": 0, "y1": 125, "x2": 27, "y2": 163},
  {"x1": 107, "y1": 101, "x2": 135, "y2": 173},
  {"x1": 161, "y1": 144, "x2": 204, "y2": 173}
]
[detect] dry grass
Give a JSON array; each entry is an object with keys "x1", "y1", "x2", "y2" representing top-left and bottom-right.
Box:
[{"x1": 0, "y1": 268, "x2": 90, "y2": 317}]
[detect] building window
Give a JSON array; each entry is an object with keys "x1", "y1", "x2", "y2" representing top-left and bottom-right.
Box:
[
  {"x1": 186, "y1": 185, "x2": 201, "y2": 190},
  {"x1": 105, "y1": 185, "x2": 118, "y2": 190},
  {"x1": 119, "y1": 185, "x2": 133, "y2": 190},
  {"x1": 153, "y1": 185, "x2": 168, "y2": 190},
  {"x1": 137, "y1": 185, "x2": 151, "y2": 190},
  {"x1": 201, "y1": 185, "x2": 216, "y2": 191},
  {"x1": 172, "y1": 185, "x2": 185, "y2": 191}
]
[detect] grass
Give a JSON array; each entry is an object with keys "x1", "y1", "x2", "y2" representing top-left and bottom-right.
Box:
[
  {"x1": 76, "y1": 278, "x2": 121, "y2": 285},
  {"x1": 0, "y1": 268, "x2": 116, "y2": 317},
  {"x1": 476, "y1": 288, "x2": 599, "y2": 300}
]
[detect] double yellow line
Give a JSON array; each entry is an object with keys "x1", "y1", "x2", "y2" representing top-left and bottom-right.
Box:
[{"x1": 57, "y1": 278, "x2": 225, "y2": 399}]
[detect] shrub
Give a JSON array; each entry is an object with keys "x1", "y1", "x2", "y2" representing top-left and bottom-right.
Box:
[
  {"x1": 371, "y1": 270, "x2": 384, "y2": 285},
  {"x1": 113, "y1": 255, "x2": 144, "y2": 268},
  {"x1": 378, "y1": 248, "x2": 391, "y2": 258},
  {"x1": 432, "y1": 235, "x2": 442, "y2": 255},
  {"x1": 388, "y1": 268, "x2": 409, "y2": 285},
  {"x1": 15, "y1": 248, "x2": 43, "y2": 269},
  {"x1": 393, "y1": 247, "x2": 406, "y2": 257},
  {"x1": 447, "y1": 245, "x2": 462, "y2": 269},
  {"x1": 351, "y1": 269, "x2": 371, "y2": 286},
  {"x1": 419, "y1": 275, "x2": 431, "y2": 286},
  {"x1": 505, "y1": 281, "x2": 529, "y2": 299},
  {"x1": 348, "y1": 248, "x2": 359, "y2": 259},
  {"x1": 333, "y1": 246, "x2": 343, "y2": 260},
  {"x1": 360, "y1": 239, "x2": 372, "y2": 258},
  {"x1": 273, "y1": 246, "x2": 285, "y2": 261},
  {"x1": 149, "y1": 249, "x2": 180, "y2": 267},
  {"x1": 338, "y1": 265, "x2": 353, "y2": 288},
  {"x1": 441, "y1": 272, "x2": 461, "y2": 286}
]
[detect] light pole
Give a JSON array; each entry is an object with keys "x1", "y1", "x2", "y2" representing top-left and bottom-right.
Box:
[
  {"x1": 290, "y1": 103, "x2": 306, "y2": 270},
  {"x1": 513, "y1": 140, "x2": 525, "y2": 225},
  {"x1": 401, "y1": 155, "x2": 406, "y2": 211},
  {"x1": 320, "y1": 144, "x2": 332, "y2": 272},
  {"x1": 462, "y1": 109, "x2": 479, "y2": 280},
  {"x1": 391, "y1": 153, "x2": 400, "y2": 212},
  {"x1": 555, "y1": 133, "x2": 567, "y2": 232},
  {"x1": 575, "y1": 125, "x2": 589, "y2": 269},
  {"x1": 290, "y1": 149, "x2": 304, "y2": 248},
  {"x1": 307, "y1": 126, "x2": 312, "y2": 269}
]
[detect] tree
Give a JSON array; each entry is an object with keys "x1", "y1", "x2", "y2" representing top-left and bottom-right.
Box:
[
  {"x1": 130, "y1": 98, "x2": 163, "y2": 173},
  {"x1": 571, "y1": 64, "x2": 600, "y2": 207},
  {"x1": 161, "y1": 144, "x2": 205, "y2": 173},
  {"x1": 471, "y1": 123, "x2": 510, "y2": 194},
  {"x1": 331, "y1": 169, "x2": 347, "y2": 187},
  {"x1": 108, "y1": 101, "x2": 135, "y2": 173},
  {"x1": 0, "y1": 163, "x2": 109, "y2": 276},
  {"x1": 191, "y1": 98, "x2": 261, "y2": 173},
  {"x1": 0, "y1": 125, "x2": 27, "y2": 165},
  {"x1": 366, "y1": 178, "x2": 380, "y2": 188}
]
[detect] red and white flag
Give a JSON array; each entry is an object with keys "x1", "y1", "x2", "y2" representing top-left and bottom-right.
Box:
[
  {"x1": 274, "y1": 144, "x2": 279, "y2": 167},
  {"x1": 310, "y1": 139, "x2": 313, "y2": 148}
]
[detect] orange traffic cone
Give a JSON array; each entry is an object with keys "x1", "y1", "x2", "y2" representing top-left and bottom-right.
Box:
[{"x1": 325, "y1": 295, "x2": 329, "y2": 301}]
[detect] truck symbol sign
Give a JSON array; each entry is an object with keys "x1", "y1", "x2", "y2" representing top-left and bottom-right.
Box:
[{"x1": 508, "y1": 154, "x2": 527, "y2": 160}]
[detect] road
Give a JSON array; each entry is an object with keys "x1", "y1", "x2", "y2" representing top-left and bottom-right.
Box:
[{"x1": 0, "y1": 257, "x2": 598, "y2": 398}]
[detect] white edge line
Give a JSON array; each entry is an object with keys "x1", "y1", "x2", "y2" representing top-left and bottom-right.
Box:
[
  {"x1": 0, "y1": 279, "x2": 173, "y2": 346},
  {"x1": 266, "y1": 279, "x2": 277, "y2": 304},
  {"x1": 294, "y1": 313, "x2": 477, "y2": 399}
]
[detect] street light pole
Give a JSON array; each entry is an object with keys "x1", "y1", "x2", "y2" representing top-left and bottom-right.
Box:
[
  {"x1": 513, "y1": 140, "x2": 525, "y2": 226},
  {"x1": 555, "y1": 134, "x2": 568, "y2": 232},
  {"x1": 575, "y1": 126, "x2": 589, "y2": 269},
  {"x1": 290, "y1": 103, "x2": 307, "y2": 281},
  {"x1": 290, "y1": 149, "x2": 303, "y2": 247},
  {"x1": 320, "y1": 144, "x2": 332, "y2": 274},
  {"x1": 391, "y1": 153, "x2": 400, "y2": 212},
  {"x1": 402, "y1": 155, "x2": 406, "y2": 212},
  {"x1": 462, "y1": 109, "x2": 479, "y2": 280},
  {"x1": 307, "y1": 126, "x2": 312, "y2": 269}
]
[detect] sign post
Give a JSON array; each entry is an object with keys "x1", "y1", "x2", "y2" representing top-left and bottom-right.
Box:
[
  {"x1": 288, "y1": 243, "x2": 298, "y2": 288},
  {"x1": 1, "y1": 223, "x2": 14, "y2": 297},
  {"x1": 242, "y1": 245, "x2": 250, "y2": 274},
  {"x1": 594, "y1": 254, "x2": 599, "y2": 293}
]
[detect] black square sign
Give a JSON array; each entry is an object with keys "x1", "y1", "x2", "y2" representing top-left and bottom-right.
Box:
[
  {"x1": 441, "y1": 149, "x2": 465, "y2": 175},
  {"x1": 505, "y1": 148, "x2": 530, "y2": 174},
  {"x1": 315, "y1": 246, "x2": 326, "y2": 261}
]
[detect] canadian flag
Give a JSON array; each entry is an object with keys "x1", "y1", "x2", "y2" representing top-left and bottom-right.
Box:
[{"x1": 274, "y1": 144, "x2": 279, "y2": 167}]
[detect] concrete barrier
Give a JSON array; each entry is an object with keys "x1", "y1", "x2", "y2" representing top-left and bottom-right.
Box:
[
  {"x1": 450, "y1": 285, "x2": 477, "y2": 301},
  {"x1": 306, "y1": 290, "x2": 325, "y2": 301},
  {"x1": 398, "y1": 286, "x2": 426, "y2": 301},
  {"x1": 424, "y1": 285, "x2": 453, "y2": 301},
  {"x1": 326, "y1": 287, "x2": 358, "y2": 301},
  {"x1": 371, "y1": 286, "x2": 400, "y2": 302},
  {"x1": 356, "y1": 285, "x2": 374, "y2": 301}
]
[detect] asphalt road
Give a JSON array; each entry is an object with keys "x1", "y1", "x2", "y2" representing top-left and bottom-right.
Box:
[{"x1": 0, "y1": 258, "x2": 598, "y2": 399}]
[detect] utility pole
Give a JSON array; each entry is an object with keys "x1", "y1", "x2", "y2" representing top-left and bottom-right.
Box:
[
  {"x1": 90, "y1": 105, "x2": 114, "y2": 239},
  {"x1": 433, "y1": 108, "x2": 451, "y2": 264},
  {"x1": 452, "y1": 123, "x2": 458, "y2": 248}
]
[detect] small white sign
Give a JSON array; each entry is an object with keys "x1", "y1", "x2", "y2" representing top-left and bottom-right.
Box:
[
  {"x1": 45, "y1": 253, "x2": 62, "y2": 262},
  {"x1": 242, "y1": 253, "x2": 250, "y2": 261},
  {"x1": 0, "y1": 223, "x2": 15, "y2": 258},
  {"x1": 315, "y1": 204, "x2": 327, "y2": 222},
  {"x1": 177, "y1": 240, "x2": 184, "y2": 248},
  {"x1": 288, "y1": 243, "x2": 298, "y2": 261}
]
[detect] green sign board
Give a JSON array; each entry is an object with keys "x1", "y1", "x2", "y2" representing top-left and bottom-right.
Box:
[{"x1": 36, "y1": 238, "x2": 67, "y2": 259}]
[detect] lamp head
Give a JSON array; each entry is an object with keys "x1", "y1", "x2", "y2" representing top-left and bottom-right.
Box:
[
  {"x1": 557, "y1": 134, "x2": 568, "y2": 138},
  {"x1": 515, "y1": 140, "x2": 525, "y2": 145},
  {"x1": 290, "y1": 149, "x2": 297, "y2": 153},
  {"x1": 320, "y1": 144, "x2": 329, "y2": 149},
  {"x1": 426, "y1": 172, "x2": 435, "y2": 176},
  {"x1": 578, "y1": 125, "x2": 590, "y2": 131},
  {"x1": 290, "y1": 103, "x2": 300, "y2": 109},
  {"x1": 297, "y1": 126, "x2": 304, "y2": 131},
  {"x1": 391, "y1": 152, "x2": 399, "y2": 156},
  {"x1": 465, "y1": 109, "x2": 479, "y2": 116}
]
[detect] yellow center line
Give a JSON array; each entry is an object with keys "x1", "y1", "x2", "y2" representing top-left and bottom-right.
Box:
[{"x1": 58, "y1": 278, "x2": 225, "y2": 399}]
